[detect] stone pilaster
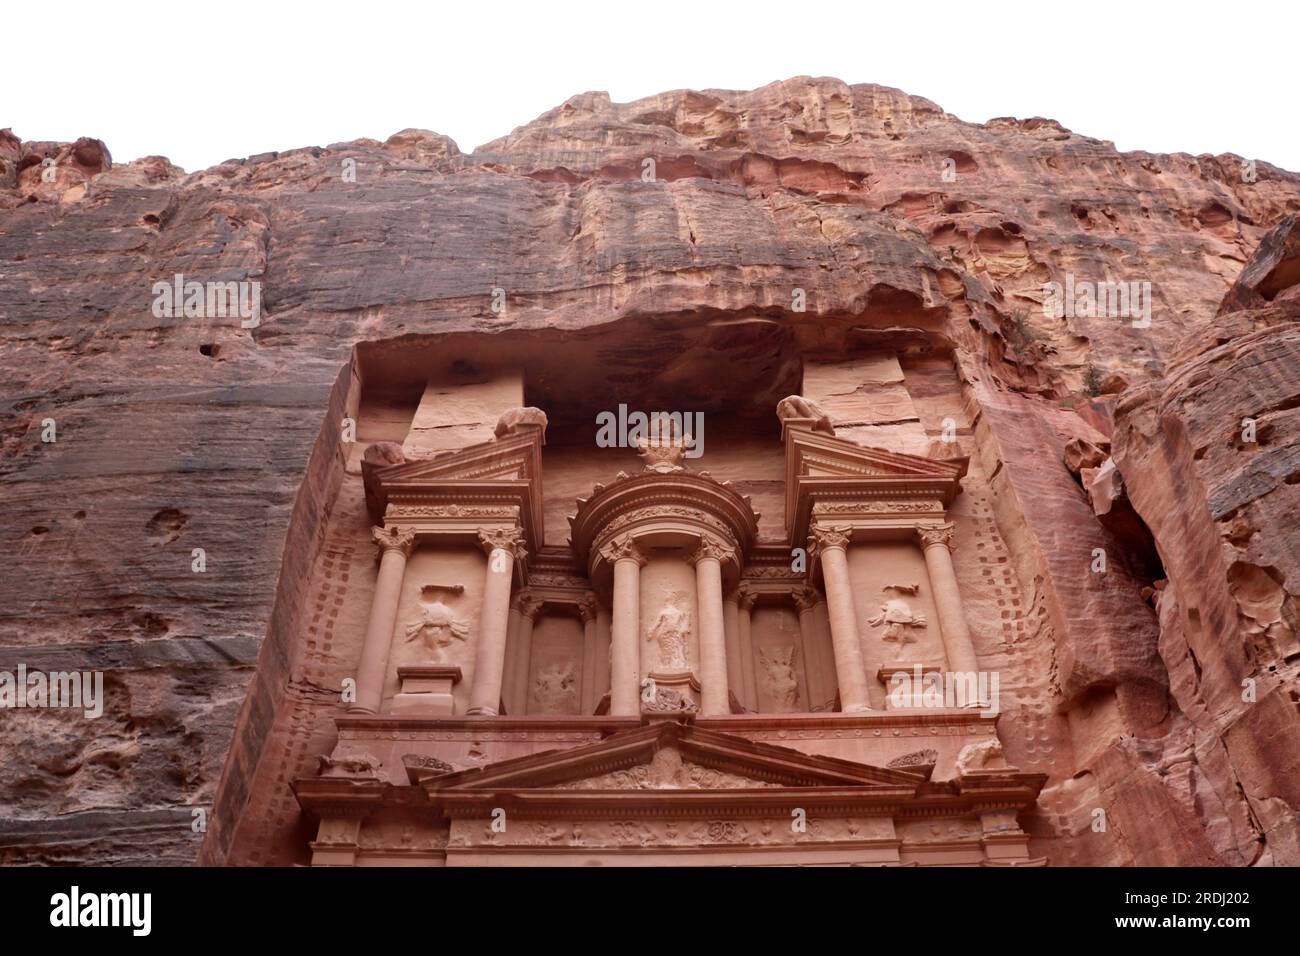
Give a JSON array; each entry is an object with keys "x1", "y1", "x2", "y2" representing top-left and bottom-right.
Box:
[
  {"x1": 737, "y1": 584, "x2": 758, "y2": 710},
  {"x1": 577, "y1": 593, "x2": 599, "y2": 715}
]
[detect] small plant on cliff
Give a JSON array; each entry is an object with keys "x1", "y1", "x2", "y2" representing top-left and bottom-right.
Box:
[{"x1": 1082, "y1": 364, "x2": 1104, "y2": 397}]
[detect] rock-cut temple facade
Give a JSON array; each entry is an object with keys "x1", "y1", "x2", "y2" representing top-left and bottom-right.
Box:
[{"x1": 285, "y1": 356, "x2": 1047, "y2": 867}]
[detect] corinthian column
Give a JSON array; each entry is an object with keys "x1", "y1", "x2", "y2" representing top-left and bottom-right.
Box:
[
  {"x1": 602, "y1": 536, "x2": 646, "y2": 716},
  {"x1": 352, "y1": 525, "x2": 417, "y2": 714},
  {"x1": 689, "y1": 534, "x2": 734, "y2": 716},
  {"x1": 810, "y1": 525, "x2": 872, "y2": 713},
  {"x1": 918, "y1": 524, "x2": 979, "y2": 676},
  {"x1": 467, "y1": 527, "x2": 526, "y2": 716}
]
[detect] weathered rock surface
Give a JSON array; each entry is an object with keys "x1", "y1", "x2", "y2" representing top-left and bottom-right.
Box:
[{"x1": 1, "y1": 78, "x2": 1297, "y2": 866}]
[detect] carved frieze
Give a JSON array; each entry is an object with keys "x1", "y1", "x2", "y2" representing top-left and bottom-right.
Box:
[
  {"x1": 553, "y1": 747, "x2": 777, "y2": 791},
  {"x1": 455, "y1": 815, "x2": 894, "y2": 848}
]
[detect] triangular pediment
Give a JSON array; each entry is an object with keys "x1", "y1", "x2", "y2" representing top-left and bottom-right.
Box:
[
  {"x1": 377, "y1": 429, "x2": 542, "y2": 485},
  {"x1": 420, "y1": 722, "x2": 927, "y2": 793},
  {"x1": 787, "y1": 427, "x2": 965, "y2": 482}
]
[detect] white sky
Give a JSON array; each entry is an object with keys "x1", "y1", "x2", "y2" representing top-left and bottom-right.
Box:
[{"x1": 9, "y1": 0, "x2": 1298, "y2": 173}]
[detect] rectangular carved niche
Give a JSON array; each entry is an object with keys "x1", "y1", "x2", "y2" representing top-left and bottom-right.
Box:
[
  {"x1": 525, "y1": 612, "x2": 584, "y2": 715},
  {"x1": 750, "y1": 604, "x2": 809, "y2": 714}
]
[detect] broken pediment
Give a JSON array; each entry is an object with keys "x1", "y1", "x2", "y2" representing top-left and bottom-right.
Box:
[
  {"x1": 363, "y1": 425, "x2": 546, "y2": 543},
  {"x1": 783, "y1": 424, "x2": 967, "y2": 541}
]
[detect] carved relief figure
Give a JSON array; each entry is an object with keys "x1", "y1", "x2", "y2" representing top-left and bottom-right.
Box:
[
  {"x1": 648, "y1": 590, "x2": 691, "y2": 671},
  {"x1": 757, "y1": 645, "x2": 800, "y2": 710},
  {"x1": 532, "y1": 662, "x2": 578, "y2": 713},
  {"x1": 403, "y1": 598, "x2": 470, "y2": 661},
  {"x1": 868, "y1": 598, "x2": 927, "y2": 649}
]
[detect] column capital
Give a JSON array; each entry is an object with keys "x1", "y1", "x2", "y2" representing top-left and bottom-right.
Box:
[
  {"x1": 737, "y1": 583, "x2": 758, "y2": 611},
  {"x1": 478, "y1": 526, "x2": 527, "y2": 559},
  {"x1": 511, "y1": 590, "x2": 543, "y2": 620},
  {"x1": 372, "y1": 525, "x2": 417, "y2": 558},
  {"x1": 917, "y1": 523, "x2": 956, "y2": 551},
  {"x1": 793, "y1": 585, "x2": 823, "y2": 614},
  {"x1": 599, "y1": 534, "x2": 646, "y2": 568},
  {"x1": 688, "y1": 533, "x2": 735, "y2": 568},
  {"x1": 808, "y1": 524, "x2": 853, "y2": 554},
  {"x1": 577, "y1": 593, "x2": 599, "y2": 623}
]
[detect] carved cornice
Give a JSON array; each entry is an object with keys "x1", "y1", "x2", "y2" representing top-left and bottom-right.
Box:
[{"x1": 372, "y1": 525, "x2": 417, "y2": 558}]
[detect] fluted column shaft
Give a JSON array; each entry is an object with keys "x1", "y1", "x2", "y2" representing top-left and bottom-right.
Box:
[
  {"x1": 603, "y1": 536, "x2": 646, "y2": 716},
  {"x1": 467, "y1": 528, "x2": 526, "y2": 716},
  {"x1": 919, "y1": 524, "x2": 979, "y2": 675},
  {"x1": 690, "y1": 535, "x2": 733, "y2": 716},
  {"x1": 352, "y1": 526, "x2": 416, "y2": 714},
  {"x1": 812, "y1": 525, "x2": 872, "y2": 713}
]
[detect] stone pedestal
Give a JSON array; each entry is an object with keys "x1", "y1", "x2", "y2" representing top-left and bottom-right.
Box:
[
  {"x1": 642, "y1": 670, "x2": 700, "y2": 714},
  {"x1": 392, "y1": 666, "x2": 463, "y2": 716},
  {"x1": 878, "y1": 661, "x2": 945, "y2": 709}
]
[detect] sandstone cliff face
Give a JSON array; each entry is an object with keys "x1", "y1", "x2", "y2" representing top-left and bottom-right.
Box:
[{"x1": 1, "y1": 77, "x2": 1297, "y2": 865}]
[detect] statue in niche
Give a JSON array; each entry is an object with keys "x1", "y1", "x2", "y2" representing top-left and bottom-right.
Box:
[
  {"x1": 532, "y1": 662, "x2": 578, "y2": 713},
  {"x1": 648, "y1": 590, "x2": 692, "y2": 670},
  {"x1": 868, "y1": 598, "x2": 927, "y2": 650},
  {"x1": 403, "y1": 597, "x2": 470, "y2": 662},
  {"x1": 757, "y1": 645, "x2": 800, "y2": 710}
]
